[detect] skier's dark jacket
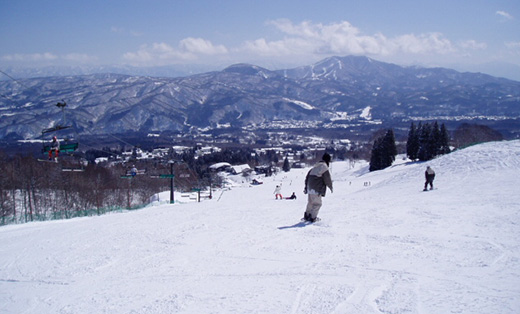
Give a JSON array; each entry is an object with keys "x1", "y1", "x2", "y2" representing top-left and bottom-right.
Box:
[
  {"x1": 304, "y1": 161, "x2": 333, "y2": 196},
  {"x1": 425, "y1": 167, "x2": 435, "y2": 183}
]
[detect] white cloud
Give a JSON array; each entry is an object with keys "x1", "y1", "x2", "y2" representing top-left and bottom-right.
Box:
[
  {"x1": 119, "y1": 19, "x2": 504, "y2": 69},
  {"x1": 505, "y1": 41, "x2": 520, "y2": 56},
  {"x1": 1, "y1": 52, "x2": 58, "y2": 62},
  {"x1": 123, "y1": 38, "x2": 228, "y2": 66},
  {"x1": 1, "y1": 52, "x2": 99, "y2": 66},
  {"x1": 1, "y1": 52, "x2": 102, "y2": 66},
  {"x1": 459, "y1": 40, "x2": 487, "y2": 50},
  {"x1": 63, "y1": 53, "x2": 98, "y2": 63},
  {"x1": 241, "y1": 38, "x2": 307, "y2": 56},
  {"x1": 241, "y1": 20, "x2": 456, "y2": 59},
  {"x1": 123, "y1": 43, "x2": 193, "y2": 64},
  {"x1": 179, "y1": 38, "x2": 228, "y2": 55},
  {"x1": 392, "y1": 32, "x2": 455, "y2": 54},
  {"x1": 505, "y1": 41, "x2": 520, "y2": 49},
  {"x1": 111, "y1": 26, "x2": 124, "y2": 34},
  {"x1": 130, "y1": 31, "x2": 143, "y2": 37},
  {"x1": 496, "y1": 10, "x2": 513, "y2": 20}
]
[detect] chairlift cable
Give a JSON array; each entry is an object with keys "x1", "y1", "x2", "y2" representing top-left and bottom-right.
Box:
[
  {"x1": 76, "y1": 141, "x2": 120, "y2": 158},
  {"x1": 0, "y1": 69, "x2": 35, "y2": 107},
  {"x1": 106, "y1": 132, "x2": 139, "y2": 149},
  {"x1": 82, "y1": 124, "x2": 141, "y2": 150},
  {"x1": 0, "y1": 69, "x2": 32, "y2": 91}
]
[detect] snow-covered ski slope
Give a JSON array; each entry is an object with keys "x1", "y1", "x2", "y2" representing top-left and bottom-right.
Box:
[{"x1": 1, "y1": 140, "x2": 519, "y2": 314}]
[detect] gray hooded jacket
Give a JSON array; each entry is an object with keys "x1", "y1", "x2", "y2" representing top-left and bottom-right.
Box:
[{"x1": 305, "y1": 161, "x2": 333, "y2": 196}]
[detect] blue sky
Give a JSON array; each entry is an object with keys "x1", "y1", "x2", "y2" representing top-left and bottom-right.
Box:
[{"x1": 1, "y1": 0, "x2": 519, "y2": 79}]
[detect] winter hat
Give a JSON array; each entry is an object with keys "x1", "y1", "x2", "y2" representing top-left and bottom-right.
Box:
[{"x1": 322, "y1": 153, "x2": 331, "y2": 165}]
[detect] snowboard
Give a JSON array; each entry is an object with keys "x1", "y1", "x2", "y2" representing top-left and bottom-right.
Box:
[
  {"x1": 300, "y1": 217, "x2": 321, "y2": 223},
  {"x1": 38, "y1": 159, "x2": 58, "y2": 163}
]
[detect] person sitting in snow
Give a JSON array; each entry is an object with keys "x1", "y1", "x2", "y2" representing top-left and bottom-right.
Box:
[
  {"x1": 273, "y1": 185, "x2": 283, "y2": 200},
  {"x1": 424, "y1": 166, "x2": 435, "y2": 191},
  {"x1": 285, "y1": 192, "x2": 297, "y2": 200}
]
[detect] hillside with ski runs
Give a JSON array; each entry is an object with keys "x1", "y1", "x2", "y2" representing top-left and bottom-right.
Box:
[
  {"x1": 0, "y1": 140, "x2": 519, "y2": 313},
  {"x1": 1, "y1": 55, "x2": 519, "y2": 141}
]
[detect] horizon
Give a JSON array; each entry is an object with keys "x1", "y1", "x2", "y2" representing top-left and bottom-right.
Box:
[{"x1": 1, "y1": 54, "x2": 519, "y2": 83}]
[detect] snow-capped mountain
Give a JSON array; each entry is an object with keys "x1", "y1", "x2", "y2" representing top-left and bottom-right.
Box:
[{"x1": 1, "y1": 56, "x2": 519, "y2": 140}]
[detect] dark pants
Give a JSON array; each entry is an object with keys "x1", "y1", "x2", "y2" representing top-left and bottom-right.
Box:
[{"x1": 424, "y1": 178, "x2": 434, "y2": 190}]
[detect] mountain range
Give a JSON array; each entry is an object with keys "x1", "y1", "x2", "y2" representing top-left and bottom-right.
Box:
[{"x1": 1, "y1": 55, "x2": 519, "y2": 141}]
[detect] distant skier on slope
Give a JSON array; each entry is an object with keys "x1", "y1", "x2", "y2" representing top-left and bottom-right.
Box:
[
  {"x1": 424, "y1": 166, "x2": 435, "y2": 191},
  {"x1": 130, "y1": 165, "x2": 138, "y2": 177},
  {"x1": 274, "y1": 185, "x2": 283, "y2": 199},
  {"x1": 303, "y1": 153, "x2": 333, "y2": 222}
]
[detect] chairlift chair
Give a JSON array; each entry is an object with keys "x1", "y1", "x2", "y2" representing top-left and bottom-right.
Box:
[{"x1": 39, "y1": 101, "x2": 83, "y2": 172}]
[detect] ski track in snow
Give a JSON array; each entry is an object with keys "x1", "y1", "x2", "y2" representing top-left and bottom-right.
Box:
[{"x1": 0, "y1": 140, "x2": 519, "y2": 313}]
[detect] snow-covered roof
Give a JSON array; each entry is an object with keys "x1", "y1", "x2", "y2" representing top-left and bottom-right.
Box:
[
  {"x1": 209, "y1": 162, "x2": 231, "y2": 170},
  {"x1": 231, "y1": 164, "x2": 251, "y2": 174}
]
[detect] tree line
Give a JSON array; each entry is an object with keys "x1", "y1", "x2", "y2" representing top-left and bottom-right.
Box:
[
  {"x1": 0, "y1": 145, "x2": 307, "y2": 225},
  {"x1": 370, "y1": 121, "x2": 451, "y2": 172},
  {"x1": 0, "y1": 154, "x2": 172, "y2": 225},
  {"x1": 369, "y1": 121, "x2": 505, "y2": 172},
  {"x1": 406, "y1": 121, "x2": 451, "y2": 162}
]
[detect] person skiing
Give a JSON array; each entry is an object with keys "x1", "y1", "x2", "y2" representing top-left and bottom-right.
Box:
[
  {"x1": 303, "y1": 153, "x2": 333, "y2": 222},
  {"x1": 274, "y1": 185, "x2": 283, "y2": 200},
  {"x1": 130, "y1": 165, "x2": 138, "y2": 177},
  {"x1": 424, "y1": 166, "x2": 435, "y2": 191},
  {"x1": 48, "y1": 136, "x2": 60, "y2": 161}
]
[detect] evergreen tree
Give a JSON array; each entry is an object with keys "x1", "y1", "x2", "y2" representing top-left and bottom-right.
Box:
[
  {"x1": 382, "y1": 129, "x2": 397, "y2": 166},
  {"x1": 439, "y1": 123, "x2": 451, "y2": 155},
  {"x1": 409, "y1": 121, "x2": 451, "y2": 162},
  {"x1": 406, "y1": 122, "x2": 420, "y2": 160},
  {"x1": 369, "y1": 129, "x2": 397, "y2": 172},
  {"x1": 369, "y1": 137, "x2": 384, "y2": 172},
  {"x1": 418, "y1": 123, "x2": 432, "y2": 161},
  {"x1": 282, "y1": 156, "x2": 291, "y2": 172},
  {"x1": 429, "y1": 121, "x2": 441, "y2": 158}
]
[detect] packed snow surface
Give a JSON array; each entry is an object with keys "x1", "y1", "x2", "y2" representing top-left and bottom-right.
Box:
[{"x1": 1, "y1": 140, "x2": 519, "y2": 313}]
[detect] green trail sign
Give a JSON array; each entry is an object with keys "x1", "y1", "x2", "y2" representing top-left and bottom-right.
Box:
[
  {"x1": 150, "y1": 174, "x2": 175, "y2": 179},
  {"x1": 159, "y1": 174, "x2": 174, "y2": 178}
]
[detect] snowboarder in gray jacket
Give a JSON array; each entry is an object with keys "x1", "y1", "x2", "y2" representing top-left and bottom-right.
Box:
[{"x1": 303, "y1": 153, "x2": 333, "y2": 222}]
